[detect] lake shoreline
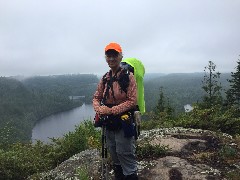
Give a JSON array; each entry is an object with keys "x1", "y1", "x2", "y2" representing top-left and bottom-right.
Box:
[{"x1": 32, "y1": 103, "x2": 95, "y2": 143}]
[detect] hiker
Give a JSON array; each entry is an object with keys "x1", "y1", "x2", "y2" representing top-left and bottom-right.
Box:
[{"x1": 93, "y1": 42, "x2": 138, "y2": 180}]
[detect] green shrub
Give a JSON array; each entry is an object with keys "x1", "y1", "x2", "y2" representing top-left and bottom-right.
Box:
[
  {"x1": 51, "y1": 121, "x2": 101, "y2": 163},
  {"x1": 219, "y1": 145, "x2": 238, "y2": 159},
  {"x1": 0, "y1": 142, "x2": 55, "y2": 179},
  {"x1": 76, "y1": 165, "x2": 90, "y2": 180},
  {"x1": 141, "y1": 119, "x2": 162, "y2": 130},
  {"x1": 141, "y1": 112, "x2": 175, "y2": 131},
  {"x1": 171, "y1": 105, "x2": 240, "y2": 136},
  {"x1": 137, "y1": 142, "x2": 169, "y2": 159},
  {"x1": 226, "y1": 170, "x2": 240, "y2": 180},
  {"x1": 0, "y1": 120, "x2": 101, "y2": 179}
]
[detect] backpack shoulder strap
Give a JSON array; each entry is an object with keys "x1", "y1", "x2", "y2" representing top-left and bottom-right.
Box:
[
  {"x1": 101, "y1": 68, "x2": 120, "y2": 104},
  {"x1": 102, "y1": 72, "x2": 108, "y2": 87},
  {"x1": 101, "y1": 68, "x2": 130, "y2": 104},
  {"x1": 118, "y1": 69, "x2": 130, "y2": 94},
  {"x1": 101, "y1": 72, "x2": 110, "y2": 105}
]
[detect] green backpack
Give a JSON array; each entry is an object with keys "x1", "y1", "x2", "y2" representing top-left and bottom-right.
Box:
[{"x1": 121, "y1": 58, "x2": 145, "y2": 114}]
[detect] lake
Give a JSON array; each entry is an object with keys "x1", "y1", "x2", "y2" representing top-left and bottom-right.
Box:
[{"x1": 31, "y1": 103, "x2": 95, "y2": 143}]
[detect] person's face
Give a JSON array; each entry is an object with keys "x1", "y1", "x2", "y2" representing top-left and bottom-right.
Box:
[{"x1": 105, "y1": 50, "x2": 122, "y2": 69}]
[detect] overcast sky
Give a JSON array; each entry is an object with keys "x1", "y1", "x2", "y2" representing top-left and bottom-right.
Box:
[{"x1": 0, "y1": 0, "x2": 239, "y2": 76}]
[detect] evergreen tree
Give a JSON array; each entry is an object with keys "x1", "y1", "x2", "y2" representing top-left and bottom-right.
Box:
[
  {"x1": 201, "y1": 61, "x2": 222, "y2": 108},
  {"x1": 154, "y1": 87, "x2": 174, "y2": 117},
  {"x1": 155, "y1": 87, "x2": 165, "y2": 113},
  {"x1": 226, "y1": 58, "x2": 240, "y2": 107}
]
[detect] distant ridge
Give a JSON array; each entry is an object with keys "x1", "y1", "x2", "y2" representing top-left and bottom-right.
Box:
[
  {"x1": 144, "y1": 72, "x2": 231, "y2": 81},
  {"x1": 144, "y1": 73, "x2": 166, "y2": 80}
]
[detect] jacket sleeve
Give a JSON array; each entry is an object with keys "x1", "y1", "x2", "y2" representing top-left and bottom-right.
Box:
[
  {"x1": 92, "y1": 79, "x2": 104, "y2": 114},
  {"x1": 111, "y1": 73, "x2": 137, "y2": 115}
]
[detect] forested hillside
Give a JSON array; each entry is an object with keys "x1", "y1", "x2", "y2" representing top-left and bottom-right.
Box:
[
  {"x1": 22, "y1": 74, "x2": 98, "y2": 103},
  {"x1": 1, "y1": 70, "x2": 239, "y2": 179},
  {"x1": 144, "y1": 73, "x2": 231, "y2": 113},
  {"x1": 0, "y1": 74, "x2": 99, "y2": 144},
  {"x1": 0, "y1": 73, "x2": 231, "y2": 144}
]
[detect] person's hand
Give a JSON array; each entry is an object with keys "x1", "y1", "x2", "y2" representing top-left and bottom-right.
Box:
[{"x1": 98, "y1": 106, "x2": 112, "y2": 115}]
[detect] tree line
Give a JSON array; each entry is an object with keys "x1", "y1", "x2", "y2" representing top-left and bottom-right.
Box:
[
  {"x1": 144, "y1": 58, "x2": 240, "y2": 135},
  {"x1": 144, "y1": 72, "x2": 231, "y2": 114},
  {"x1": 0, "y1": 58, "x2": 240, "y2": 179},
  {"x1": 0, "y1": 60, "x2": 238, "y2": 144},
  {"x1": 0, "y1": 74, "x2": 99, "y2": 145}
]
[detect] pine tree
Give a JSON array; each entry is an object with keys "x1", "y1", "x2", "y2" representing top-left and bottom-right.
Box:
[
  {"x1": 226, "y1": 58, "x2": 240, "y2": 107},
  {"x1": 154, "y1": 87, "x2": 174, "y2": 117},
  {"x1": 201, "y1": 61, "x2": 222, "y2": 108},
  {"x1": 155, "y1": 87, "x2": 165, "y2": 113}
]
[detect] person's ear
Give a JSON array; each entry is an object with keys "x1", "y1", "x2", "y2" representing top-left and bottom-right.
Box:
[{"x1": 119, "y1": 53, "x2": 123, "y2": 59}]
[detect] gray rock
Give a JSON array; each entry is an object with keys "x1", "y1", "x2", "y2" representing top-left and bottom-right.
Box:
[{"x1": 30, "y1": 127, "x2": 235, "y2": 180}]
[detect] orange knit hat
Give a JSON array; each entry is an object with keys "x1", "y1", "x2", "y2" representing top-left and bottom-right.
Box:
[{"x1": 105, "y1": 42, "x2": 122, "y2": 53}]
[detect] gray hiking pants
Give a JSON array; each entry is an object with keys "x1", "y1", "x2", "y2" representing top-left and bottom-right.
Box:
[{"x1": 106, "y1": 128, "x2": 137, "y2": 176}]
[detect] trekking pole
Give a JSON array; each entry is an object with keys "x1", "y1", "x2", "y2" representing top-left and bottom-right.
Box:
[{"x1": 101, "y1": 124, "x2": 108, "y2": 180}]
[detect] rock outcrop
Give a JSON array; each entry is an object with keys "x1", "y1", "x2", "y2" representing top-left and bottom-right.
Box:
[{"x1": 33, "y1": 127, "x2": 239, "y2": 180}]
